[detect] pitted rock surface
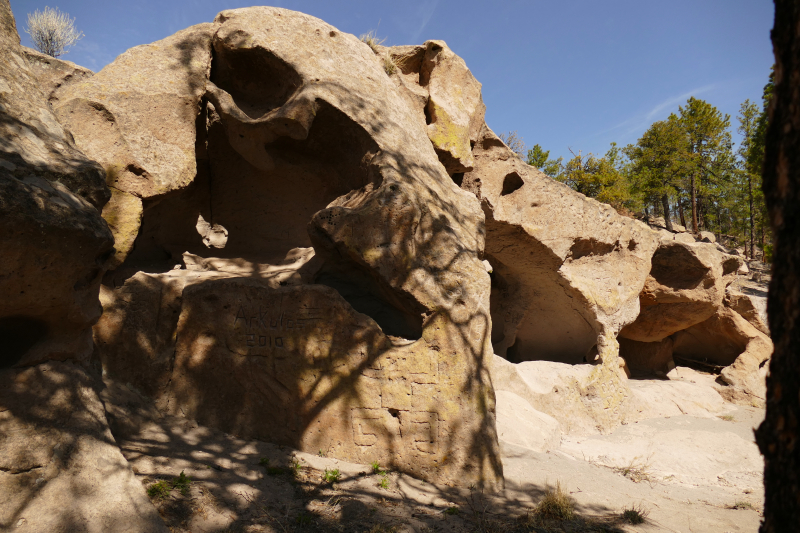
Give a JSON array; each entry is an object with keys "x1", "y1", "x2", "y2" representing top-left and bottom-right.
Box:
[{"x1": 90, "y1": 7, "x2": 501, "y2": 489}]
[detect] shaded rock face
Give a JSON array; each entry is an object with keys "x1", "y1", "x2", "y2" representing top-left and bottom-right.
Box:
[
  {"x1": 0, "y1": 362, "x2": 169, "y2": 533},
  {"x1": 0, "y1": 0, "x2": 113, "y2": 369},
  {"x1": 88, "y1": 7, "x2": 501, "y2": 489}
]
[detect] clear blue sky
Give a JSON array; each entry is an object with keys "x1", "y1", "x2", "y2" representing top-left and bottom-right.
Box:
[{"x1": 11, "y1": 0, "x2": 775, "y2": 162}]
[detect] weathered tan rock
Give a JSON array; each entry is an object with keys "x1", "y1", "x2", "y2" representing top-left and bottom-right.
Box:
[
  {"x1": 54, "y1": 24, "x2": 214, "y2": 200},
  {"x1": 20, "y1": 46, "x2": 93, "y2": 106},
  {"x1": 699, "y1": 230, "x2": 716, "y2": 243},
  {"x1": 462, "y1": 125, "x2": 659, "y2": 366},
  {"x1": 725, "y1": 288, "x2": 769, "y2": 335},
  {"x1": 0, "y1": 0, "x2": 113, "y2": 368},
  {"x1": 494, "y1": 390, "x2": 561, "y2": 453},
  {"x1": 389, "y1": 40, "x2": 485, "y2": 174},
  {"x1": 672, "y1": 306, "x2": 772, "y2": 406},
  {"x1": 619, "y1": 240, "x2": 741, "y2": 343},
  {"x1": 0, "y1": 362, "x2": 168, "y2": 532},
  {"x1": 490, "y1": 354, "x2": 636, "y2": 435},
  {"x1": 93, "y1": 7, "x2": 501, "y2": 489},
  {"x1": 0, "y1": 3, "x2": 108, "y2": 209}
]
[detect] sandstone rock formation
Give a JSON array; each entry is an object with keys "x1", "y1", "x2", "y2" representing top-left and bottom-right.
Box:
[
  {"x1": 20, "y1": 47, "x2": 93, "y2": 106},
  {"x1": 673, "y1": 306, "x2": 772, "y2": 406},
  {"x1": 0, "y1": 362, "x2": 169, "y2": 533},
  {"x1": 619, "y1": 239, "x2": 740, "y2": 343},
  {"x1": 88, "y1": 7, "x2": 501, "y2": 489},
  {"x1": 389, "y1": 41, "x2": 485, "y2": 175},
  {"x1": 0, "y1": 0, "x2": 113, "y2": 368}
]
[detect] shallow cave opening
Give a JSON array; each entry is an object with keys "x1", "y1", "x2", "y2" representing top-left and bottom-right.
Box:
[
  {"x1": 114, "y1": 98, "x2": 380, "y2": 280},
  {"x1": 313, "y1": 261, "x2": 423, "y2": 341},
  {"x1": 0, "y1": 316, "x2": 48, "y2": 368},
  {"x1": 487, "y1": 254, "x2": 597, "y2": 365}
]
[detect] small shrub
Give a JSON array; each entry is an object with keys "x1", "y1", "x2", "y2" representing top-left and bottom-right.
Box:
[
  {"x1": 371, "y1": 461, "x2": 383, "y2": 474},
  {"x1": 383, "y1": 54, "x2": 396, "y2": 76},
  {"x1": 613, "y1": 457, "x2": 652, "y2": 484},
  {"x1": 728, "y1": 501, "x2": 755, "y2": 510},
  {"x1": 378, "y1": 474, "x2": 390, "y2": 490},
  {"x1": 290, "y1": 459, "x2": 303, "y2": 474},
  {"x1": 258, "y1": 457, "x2": 270, "y2": 467},
  {"x1": 359, "y1": 30, "x2": 386, "y2": 54},
  {"x1": 621, "y1": 503, "x2": 649, "y2": 524},
  {"x1": 172, "y1": 470, "x2": 192, "y2": 496},
  {"x1": 318, "y1": 449, "x2": 326, "y2": 457},
  {"x1": 25, "y1": 7, "x2": 83, "y2": 58},
  {"x1": 534, "y1": 482, "x2": 574, "y2": 521},
  {"x1": 323, "y1": 468, "x2": 341, "y2": 484},
  {"x1": 266, "y1": 467, "x2": 285, "y2": 476},
  {"x1": 146, "y1": 480, "x2": 171, "y2": 500},
  {"x1": 444, "y1": 506, "x2": 459, "y2": 515},
  {"x1": 720, "y1": 415, "x2": 735, "y2": 422}
]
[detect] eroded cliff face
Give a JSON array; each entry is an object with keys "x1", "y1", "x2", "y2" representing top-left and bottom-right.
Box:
[
  {"x1": 71, "y1": 7, "x2": 501, "y2": 489},
  {"x1": 0, "y1": 0, "x2": 113, "y2": 369}
]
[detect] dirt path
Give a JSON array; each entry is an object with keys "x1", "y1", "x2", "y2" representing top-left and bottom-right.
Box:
[{"x1": 104, "y1": 374, "x2": 764, "y2": 532}]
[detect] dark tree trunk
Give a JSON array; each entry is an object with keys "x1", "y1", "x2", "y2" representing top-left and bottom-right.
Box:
[
  {"x1": 679, "y1": 198, "x2": 687, "y2": 228},
  {"x1": 749, "y1": 173, "x2": 756, "y2": 258},
  {"x1": 660, "y1": 194, "x2": 673, "y2": 232},
  {"x1": 690, "y1": 175, "x2": 698, "y2": 232},
  {"x1": 756, "y1": 1, "x2": 800, "y2": 530}
]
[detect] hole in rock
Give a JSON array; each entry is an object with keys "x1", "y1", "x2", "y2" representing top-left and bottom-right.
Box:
[
  {"x1": 314, "y1": 262, "x2": 423, "y2": 341},
  {"x1": 117, "y1": 99, "x2": 380, "y2": 277},
  {"x1": 451, "y1": 172, "x2": 464, "y2": 187},
  {"x1": 388, "y1": 408, "x2": 400, "y2": 418},
  {"x1": 650, "y1": 244, "x2": 710, "y2": 290},
  {"x1": 569, "y1": 238, "x2": 617, "y2": 261},
  {"x1": 211, "y1": 40, "x2": 302, "y2": 119},
  {"x1": 487, "y1": 253, "x2": 597, "y2": 364},
  {"x1": 721, "y1": 256, "x2": 741, "y2": 276},
  {"x1": 0, "y1": 316, "x2": 48, "y2": 368},
  {"x1": 500, "y1": 172, "x2": 524, "y2": 196},
  {"x1": 423, "y1": 100, "x2": 433, "y2": 125}
]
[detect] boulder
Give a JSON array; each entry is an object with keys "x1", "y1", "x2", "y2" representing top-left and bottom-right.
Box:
[
  {"x1": 92, "y1": 7, "x2": 502, "y2": 489},
  {"x1": 725, "y1": 288, "x2": 769, "y2": 335},
  {"x1": 20, "y1": 47, "x2": 93, "y2": 106},
  {"x1": 462, "y1": 125, "x2": 659, "y2": 367},
  {"x1": 619, "y1": 240, "x2": 741, "y2": 343},
  {"x1": 0, "y1": 0, "x2": 114, "y2": 368},
  {"x1": 490, "y1": 354, "x2": 637, "y2": 435},
  {"x1": 699, "y1": 230, "x2": 716, "y2": 243},
  {"x1": 389, "y1": 41, "x2": 485, "y2": 174},
  {"x1": 0, "y1": 362, "x2": 168, "y2": 533}
]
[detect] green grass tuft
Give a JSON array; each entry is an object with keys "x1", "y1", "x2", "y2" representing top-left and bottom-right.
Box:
[
  {"x1": 146, "y1": 480, "x2": 171, "y2": 500},
  {"x1": 323, "y1": 468, "x2": 341, "y2": 484}
]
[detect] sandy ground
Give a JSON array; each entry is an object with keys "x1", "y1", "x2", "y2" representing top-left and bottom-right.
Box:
[{"x1": 104, "y1": 373, "x2": 765, "y2": 533}]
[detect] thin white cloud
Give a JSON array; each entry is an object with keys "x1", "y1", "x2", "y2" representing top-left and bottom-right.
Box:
[
  {"x1": 645, "y1": 84, "x2": 716, "y2": 120},
  {"x1": 410, "y1": 0, "x2": 439, "y2": 43},
  {"x1": 593, "y1": 84, "x2": 718, "y2": 142}
]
